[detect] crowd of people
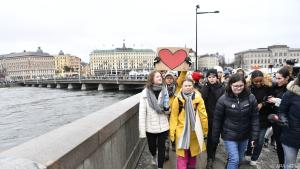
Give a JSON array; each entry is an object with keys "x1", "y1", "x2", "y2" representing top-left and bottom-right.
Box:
[{"x1": 139, "y1": 65, "x2": 300, "y2": 169}]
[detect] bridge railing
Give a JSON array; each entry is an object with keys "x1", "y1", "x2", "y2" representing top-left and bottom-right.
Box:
[{"x1": 0, "y1": 93, "x2": 145, "y2": 169}]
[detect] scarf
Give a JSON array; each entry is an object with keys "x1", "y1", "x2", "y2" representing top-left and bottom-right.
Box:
[
  {"x1": 146, "y1": 84, "x2": 169, "y2": 114},
  {"x1": 166, "y1": 83, "x2": 176, "y2": 97},
  {"x1": 178, "y1": 92, "x2": 196, "y2": 149}
]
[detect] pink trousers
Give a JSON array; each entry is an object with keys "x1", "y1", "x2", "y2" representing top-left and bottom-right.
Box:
[{"x1": 177, "y1": 149, "x2": 197, "y2": 169}]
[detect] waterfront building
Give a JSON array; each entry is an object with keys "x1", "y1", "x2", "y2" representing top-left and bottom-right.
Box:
[
  {"x1": 54, "y1": 50, "x2": 81, "y2": 77},
  {"x1": 0, "y1": 47, "x2": 55, "y2": 80},
  {"x1": 198, "y1": 53, "x2": 224, "y2": 70},
  {"x1": 234, "y1": 45, "x2": 300, "y2": 69},
  {"x1": 89, "y1": 42, "x2": 156, "y2": 76}
]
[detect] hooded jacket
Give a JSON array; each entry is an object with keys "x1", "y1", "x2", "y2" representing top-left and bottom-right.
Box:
[
  {"x1": 279, "y1": 81, "x2": 300, "y2": 149},
  {"x1": 169, "y1": 91, "x2": 208, "y2": 157}
]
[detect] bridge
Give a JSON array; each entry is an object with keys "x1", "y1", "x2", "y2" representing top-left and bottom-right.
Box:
[
  {"x1": 17, "y1": 75, "x2": 147, "y2": 91},
  {"x1": 0, "y1": 93, "x2": 294, "y2": 169}
]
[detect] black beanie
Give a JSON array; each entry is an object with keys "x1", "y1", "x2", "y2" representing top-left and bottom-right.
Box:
[
  {"x1": 206, "y1": 69, "x2": 218, "y2": 77},
  {"x1": 251, "y1": 70, "x2": 264, "y2": 79}
]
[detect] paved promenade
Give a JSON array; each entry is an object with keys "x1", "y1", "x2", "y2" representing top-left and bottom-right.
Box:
[{"x1": 136, "y1": 140, "x2": 300, "y2": 169}]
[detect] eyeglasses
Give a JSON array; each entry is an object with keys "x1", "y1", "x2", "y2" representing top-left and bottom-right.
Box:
[{"x1": 232, "y1": 84, "x2": 244, "y2": 88}]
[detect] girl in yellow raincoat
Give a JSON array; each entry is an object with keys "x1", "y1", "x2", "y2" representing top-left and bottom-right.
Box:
[{"x1": 169, "y1": 78, "x2": 208, "y2": 169}]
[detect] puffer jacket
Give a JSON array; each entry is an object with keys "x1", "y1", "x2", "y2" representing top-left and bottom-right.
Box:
[
  {"x1": 169, "y1": 91, "x2": 208, "y2": 157},
  {"x1": 212, "y1": 90, "x2": 260, "y2": 144},
  {"x1": 139, "y1": 88, "x2": 169, "y2": 138},
  {"x1": 279, "y1": 81, "x2": 300, "y2": 149}
]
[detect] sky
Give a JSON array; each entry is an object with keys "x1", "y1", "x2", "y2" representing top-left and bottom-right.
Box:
[{"x1": 0, "y1": 0, "x2": 300, "y2": 63}]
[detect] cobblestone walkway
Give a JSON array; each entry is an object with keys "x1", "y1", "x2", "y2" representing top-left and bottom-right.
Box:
[{"x1": 136, "y1": 141, "x2": 300, "y2": 169}]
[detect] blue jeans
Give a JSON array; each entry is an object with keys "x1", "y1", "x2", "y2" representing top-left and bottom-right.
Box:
[
  {"x1": 224, "y1": 139, "x2": 248, "y2": 169},
  {"x1": 282, "y1": 144, "x2": 299, "y2": 169},
  {"x1": 251, "y1": 128, "x2": 268, "y2": 161}
]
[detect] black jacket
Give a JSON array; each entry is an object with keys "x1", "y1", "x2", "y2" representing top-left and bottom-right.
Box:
[
  {"x1": 212, "y1": 90, "x2": 260, "y2": 144},
  {"x1": 270, "y1": 84, "x2": 287, "y2": 115},
  {"x1": 201, "y1": 83, "x2": 225, "y2": 125},
  {"x1": 279, "y1": 82, "x2": 300, "y2": 149},
  {"x1": 250, "y1": 85, "x2": 273, "y2": 128}
]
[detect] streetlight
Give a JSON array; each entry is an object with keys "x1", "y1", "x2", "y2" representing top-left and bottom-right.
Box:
[{"x1": 195, "y1": 5, "x2": 219, "y2": 71}]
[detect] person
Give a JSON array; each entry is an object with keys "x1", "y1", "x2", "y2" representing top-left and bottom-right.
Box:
[
  {"x1": 164, "y1": 71, "x2": 187, "y2": 156},
  {"x1": 278, "y1": 73, "x2": 300, "y2": 169},
  {"x1": 267, "y1": 67, "x2": 291, "y2": 168},
  {"x1": 200, "y1": 69, "x2": 225, "y2": 169},
  {"x1": 139, "y1": 70, "x2": 170, "y2": 169},
  {"x1": 169, "y1": 78, "x2": 208, "y2": 169},
  {"x1": 214, "y1": 66, "x2": 225, "y2": 86},
  {"x1": 236, "y1": 68, "x2": 246, "y2": 78},
  {"x1": 244, "y1": 70, "x2": 273, "y2": 166},
  {"x1": 212, "y1": 74, "x2": 259, "y2": 169},
  {"x1": 191, "y1": 71, "x2": 204, "y2": 92}
]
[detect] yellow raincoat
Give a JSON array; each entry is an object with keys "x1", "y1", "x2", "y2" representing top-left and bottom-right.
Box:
[{"x1": 169, "y1": 90, "x2": 208, "y2": 157}]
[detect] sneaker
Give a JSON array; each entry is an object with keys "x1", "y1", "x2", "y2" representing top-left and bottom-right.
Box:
[
  {"x1": 250, "y1": 160, "x2": 257, "y2": 166},
  {"x1": 151, "y1": 155, "x2": 156, "y2": 165}
]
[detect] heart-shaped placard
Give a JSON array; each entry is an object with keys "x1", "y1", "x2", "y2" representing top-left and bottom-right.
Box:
[{"x1": 158, "y1": 49, "x2": 188, "y2": 69}]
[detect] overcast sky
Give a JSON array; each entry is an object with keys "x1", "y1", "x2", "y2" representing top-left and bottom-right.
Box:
[{"x1": 1, "y1": 0, "x2": 299, "y2": 62}]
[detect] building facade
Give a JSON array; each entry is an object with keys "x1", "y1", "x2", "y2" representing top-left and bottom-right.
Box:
[
  {"x1": 80, "y1": 62, "x2": 91, "y2": 77},
  {"x1": 0, "y1": 47, "x2": 55, "y2": 80},
  {"x1": 198, "y1": 53, "x2": 223, "y2": 70},
  {"x1": 234, "y1": 45, "x2": 300, "y2": 69},
  {"x1": 89, "y1": 43, "x2": 156, "y2": 76},
  {"x1": 54, "y1": 50, "x2": 81, "y2": 77}
]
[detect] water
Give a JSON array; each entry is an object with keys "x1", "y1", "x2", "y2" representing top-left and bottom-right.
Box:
[{"x1": 0, "y1": 87, "x2": 139, "y2": 152}]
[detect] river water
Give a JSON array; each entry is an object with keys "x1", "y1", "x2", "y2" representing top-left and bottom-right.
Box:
[{"x1": 0, "y1": 87, "x2": 139, "y2": 152}]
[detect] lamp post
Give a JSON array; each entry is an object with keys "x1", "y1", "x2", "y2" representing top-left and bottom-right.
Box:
[{"x1": 195, "y1": 5, "x2": 219, "y2": 71}]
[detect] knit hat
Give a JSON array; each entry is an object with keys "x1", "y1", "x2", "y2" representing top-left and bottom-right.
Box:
[
  {"x1": 191, "y1": 72, "x2": 203, "y2": 82},
  {"x1": 251, "y1": 70, "x2": 264, "y2": 79},
  {"x1": 164, "y1": 71, "x2": 175, "y2": 79},
  {"x1": 206, "y1": 69, "x2": 218, "y2": 78},
  {"x1": 214, "y1": 66, "x2": 223, "y2": 73}
]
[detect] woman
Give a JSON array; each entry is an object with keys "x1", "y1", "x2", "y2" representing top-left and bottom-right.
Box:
[
  {"x1": 279, "y1": 73, "x2": 300, "y2": 169},
  {"x1": 212, "y1": 74, "x2": 259, "y2": 169},
  {"x1": 139, "y1": 71, "x2": 170, "y2": 169},
  {"x1": 267, "y1": 67, "x2": 291, "y2": 168},
  {"x1": 201, "y1": 68, "x2": 225, "y2": 169},
  {"x1": 170, "y1": 78, "x2": 208, "y2": 169},
  {"x1": 245, "y1": 70, "x2": 273, "y2": 166}
]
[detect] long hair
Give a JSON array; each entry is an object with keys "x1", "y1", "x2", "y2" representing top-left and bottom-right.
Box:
[
  {"x1": 145, "y1": 70, "x2": 162, "y2": 88},
  {"x1": 277, "y1": 67, "x2": 290, "y2": 79},
  {"x1": 225, "y1": 73, "x2": 249, "y2": 95}
]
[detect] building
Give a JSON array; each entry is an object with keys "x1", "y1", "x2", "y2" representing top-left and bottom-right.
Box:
[
  {"x1": 80, "y1": 62, "x2": 91, "y2": 77},
  {"x1": 54, "y1": 50, "x2": 81, "y2": 77},
  {"x1": 234, "y1": 45, "x2": 300, "y2": 69},
  {"x1": 90, "y1": 43, "x2": 156, "y2": 76},
  {"x1": 198, "y1": 53, "x2": 223, "y2": 70},
  {"x1": 0, "y1": 47, "x2": 55, "y2": 80}
]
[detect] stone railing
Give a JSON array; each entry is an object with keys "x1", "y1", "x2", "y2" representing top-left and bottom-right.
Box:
[{"x1": 0, "y1": 93, "x2": 145, "y2": 169}]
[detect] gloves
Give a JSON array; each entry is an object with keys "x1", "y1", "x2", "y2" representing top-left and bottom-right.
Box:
[
  {"x1": 185, "y1": 57, "x2": 192, "y2": 66},
  {"x1": 154, "y1": 57, "x2": 160, "y2": 65}
]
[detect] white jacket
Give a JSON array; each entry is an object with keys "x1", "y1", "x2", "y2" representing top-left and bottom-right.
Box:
[{"x1": 139, "y1": 88, "x2": 169, "y2": 138}]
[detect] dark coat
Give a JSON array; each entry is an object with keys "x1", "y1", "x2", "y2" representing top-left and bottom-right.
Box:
[
  {"x1": 279, "y1": 81, "x2": 300, "y2": 149},
  {"x1": 270, "y1": 84, "x2": 287, "y2": 115},
  {"x1": 201, "y1": 82, "x2": 225, "y2": 126},
  {"x1": 250, "y1": 85, "x2": 273, "y2": 128},
  {"x1": 212, "y1": 90, "x2": 260, "y2": 144}
]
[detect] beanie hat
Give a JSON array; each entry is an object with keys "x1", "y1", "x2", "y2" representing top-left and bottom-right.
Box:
[
  {"x1": 251, "y1": 70, "x2": 264, "y2": 79},
  {"x1": 206, "y1": 69, "x2": 218, "y2": 78},
  {"x1": 164, "y1": 71, "x2": 175, "y2": 79},
  {"x1": 214, "y1": 66, "x2": 223, "y2": 73},
  {"x1": 191, "y1": 72, "x2": 203, "y2": 82}
]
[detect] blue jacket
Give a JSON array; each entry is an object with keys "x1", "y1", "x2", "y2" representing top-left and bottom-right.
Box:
[{"x1": 279, "y1": 81, "x2": 300, "y2": 149}]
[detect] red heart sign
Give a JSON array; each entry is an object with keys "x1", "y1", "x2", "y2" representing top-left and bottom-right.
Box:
[{"x1": 158, "y1": 49, "x2": 188, "y2": 69}]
